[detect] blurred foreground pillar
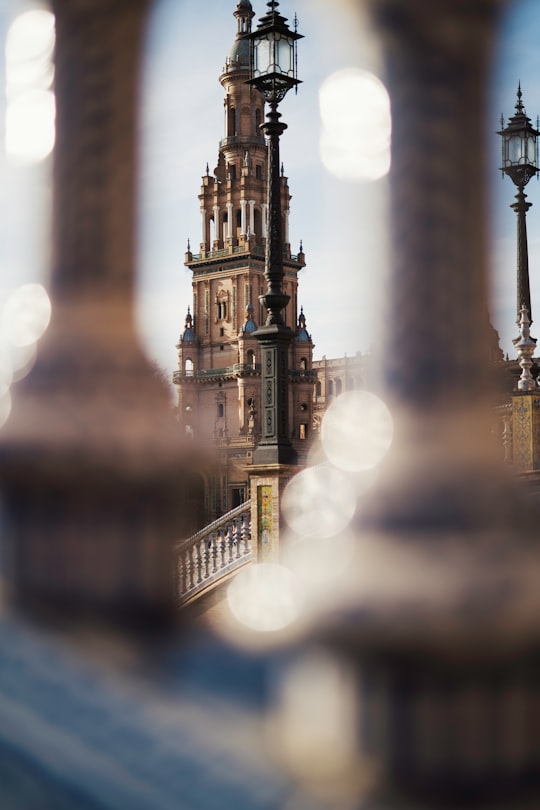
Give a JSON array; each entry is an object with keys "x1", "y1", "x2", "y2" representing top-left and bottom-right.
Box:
[
  {"x1": 0, "y1": 0, "x2": 189, "y2": 633},
  {"x1": 304, "y1": 1, "x2": 540, "y2": 807}
]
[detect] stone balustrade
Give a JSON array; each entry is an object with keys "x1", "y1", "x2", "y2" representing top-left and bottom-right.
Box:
[{"x1": 175, "y1": 501, "x2": 252, "y2": 605}]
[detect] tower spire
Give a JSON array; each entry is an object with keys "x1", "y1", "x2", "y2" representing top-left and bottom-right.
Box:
[{"x1": 516, "y1": 80, "x2": 524, "y2": 113}]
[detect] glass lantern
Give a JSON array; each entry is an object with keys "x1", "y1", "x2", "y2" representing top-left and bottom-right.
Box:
[
  {"x1": 499, "y1": 88, "x2": 539, "y2": 186},
  {"x1": 246, "y1": 1, "x2": 302, "y2": 103}
]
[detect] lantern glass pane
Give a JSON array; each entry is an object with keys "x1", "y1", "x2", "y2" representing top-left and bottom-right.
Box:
[
  {"x1": 277, "y1": 36, "x2": 293, "y2": 75},
  {"x1": 528, "y1": 134, "x2": 537, "y2": 166},
  {"x1": 509, "y1": 134, "x2": 523, "y2": 164},
  {"x1": 254, "y1": 37, "x2": 271, "y2": 77}
]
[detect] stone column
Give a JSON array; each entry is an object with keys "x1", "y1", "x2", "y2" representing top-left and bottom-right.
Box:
[
  {"x1": 213, "y1": 204, "x2": 220, "y2": 248},
  {"x1": 200, "y1": 206, "x2": 206, "y2": 247},
  {"x1": 240, "y1": 199, "x2": 247, "y2": 236},
  {"x1": 226, "y1": 201, "x2": 234, "y2": 245},
  {"x1": 298, "y1": 1, "x2": 540, "y2": 807},
  {"x1": 249, "y1": 199, "x2": 255, "y2": 236},
  {"x1": 0, "y1": 0, "x2": 191, "y2": 634}
]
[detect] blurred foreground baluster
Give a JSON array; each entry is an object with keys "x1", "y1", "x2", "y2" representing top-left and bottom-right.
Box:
[
  {"x1": 0, "y1": 0, "x2": 194, "y2": 635},
  {"x1": 279, "y1": 1, "x2": 540, "y2": 808}
]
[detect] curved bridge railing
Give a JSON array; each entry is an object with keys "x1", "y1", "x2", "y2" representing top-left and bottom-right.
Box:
[{"x1": 175, "y1": 501, "x2": 252, "y2": 605}]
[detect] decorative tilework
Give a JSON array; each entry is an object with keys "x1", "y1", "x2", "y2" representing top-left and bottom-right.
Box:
[
  {"x1": 512, "y1": 395, "x2": 533, "y2": 469},
  {"x1": 257, "y1": 485, "x2": 273, "y2": 561}
]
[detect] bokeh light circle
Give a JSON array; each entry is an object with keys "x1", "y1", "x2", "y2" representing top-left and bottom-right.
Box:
[
  {"x1": 319, "y1": 69, "x2": 391, "y2": 181},
  {"x1": 6, "y1": 91, "x2": 56, "y2": 164},
  {"x1": 321, "y1": 390, "x2": 393, "y2": 472},
  {"x1": 1, "y1": 284, "x2": 51, "y2": 347},
  {"x1": 284, "y1": 529, "x2": 356, "y2": 588},
  {"x1": 0, "y1": 385, "x2": 12, "y2": 430},
  {"x1": 6, "y1": 10, "x2": 55, "y2": 65},
  {"x1": 227, "y1": 563, "x2": 302, "y2": 632},
  {"x1": 282, "y1": 464, "x2": 357, "y2": 538},
  {"x1": 5, "y1": 10, "x2": 56, "y2": 164}
]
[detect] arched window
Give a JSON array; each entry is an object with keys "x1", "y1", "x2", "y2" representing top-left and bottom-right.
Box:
[
  {"x1": 327, "y1": 379, "x2": 334, "y2": 397},
  {"x1": 254, "y1": 208, "x2": 261, "y2": 237},
  {"x1": 228, "y1": 105, "x2": 236, "y2": 136},
  {"x1": 247, "y1": 350, "x2": 255, "y2": 369},
  {"x1": 299, "y1": 357, "x2": 307, "y2": 371},
  {"x1": 217, "y1": 403, "x2": 224, "y2": 418},
  {"x1": 316, "y1": 380, "x2": 322, "y2": 397},
  {"x1": 185, "y1": 358, "x2": 193, "y2": 376},
  {"x1": 217, "y1": 301, "x2": 227, "y2": 320},
  {"x1": 336, "y1": 378, "x2": 343, "y2": 395}
]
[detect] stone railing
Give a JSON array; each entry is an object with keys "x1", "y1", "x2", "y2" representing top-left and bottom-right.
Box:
[{"x1": 175, "y1": 501, "x2": 252, "y2": 605}]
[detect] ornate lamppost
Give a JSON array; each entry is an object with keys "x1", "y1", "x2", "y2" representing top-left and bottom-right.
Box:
[
  {"x1": 246, "y1": 0, "x2": 302, "y2": 467},
  {"x1": 498, "y1": 84, "x2": 539, "y2": 326}
]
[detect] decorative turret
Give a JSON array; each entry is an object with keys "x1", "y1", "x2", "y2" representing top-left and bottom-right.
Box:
[
  {"x1": 180, "y1": 307, "x2": 196, "y2": 344},
  {"x1": 223, "y1": 0, "x2": 255, "y2": 73},
  {"x1": 241, "y1": 302, "x2": 257, "y2": 334},
  {"x1": 296, "y1": 306, "x2": 311, "y2": 342}
]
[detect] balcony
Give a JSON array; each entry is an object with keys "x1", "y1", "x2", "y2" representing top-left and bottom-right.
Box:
[
  {"x1": 173, "y1": 364, "x2": 261, "y2": 383},
  {"x1": 219, "y1": 135, "x2": 266, "y2": 149}
]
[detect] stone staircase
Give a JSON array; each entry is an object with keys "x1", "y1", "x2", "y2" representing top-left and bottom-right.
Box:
[{"x1": 175, "y1": 501, "x2": 252, "y2": 606}]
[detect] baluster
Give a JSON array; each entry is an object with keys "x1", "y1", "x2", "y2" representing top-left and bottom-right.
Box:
[
  {"x1": 196, "y1": 538, "x2": 204, "y2": 584},
  {"x1": 229, "y1": 520, "x2": 237, "y2": 563},
  {"x1": 220, "y1": 528, "x2": 228, "y2": 568},
  {"x1": 211, "y1": 531, "x2": 219, "y2": 573},
  {"x1": 182, "y1": 550, "x2": 190, "y2": 596},
  {"x1": 177, "y1": 554, "x2": 183, "y2": 598},
  {"x1": 187, "y1": 545, "x2": 195, "y2": 590},
  {"x1": 242, "y1": 512, "x2": 250, "y2": 556},
  {"x1": 204, "y1": 534, "x2": 212, "y2": 578}
]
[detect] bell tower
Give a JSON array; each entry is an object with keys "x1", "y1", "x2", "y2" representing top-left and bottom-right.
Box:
[{"x1": 174, "y1": 0, "x2": 314, "y2": 524}]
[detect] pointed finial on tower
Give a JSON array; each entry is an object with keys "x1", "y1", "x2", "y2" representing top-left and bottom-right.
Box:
[
  {"x1": 294, "y1": 12, "x2": 298, "y2": 32},
  {"x1": 281, "y1": 162, "x2": 284, "y2": 177},
  {"x1": 516, "y1": 81, "x2": 524, "y2": 113},
  {"x1": 206, "y1": 162, "x2": 209, "y2": 175},
  {"x1": 299, "y1": 239, "x2": 303, "y2": 253},
  {"x1": 298, "y1": 305, "x2": 306, "y2": 328},
  {"x1": 187, "y1": 238, "x2": 191, "y2": 252}
]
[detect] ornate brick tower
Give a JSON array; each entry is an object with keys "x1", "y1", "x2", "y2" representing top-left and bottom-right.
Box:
[{"x1": 173, "y1": 0, "x2": 314, "y2": 525}]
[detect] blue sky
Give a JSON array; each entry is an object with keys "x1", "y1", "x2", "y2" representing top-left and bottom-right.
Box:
[
  {"x1": 137, "y1": 0, "x2": 388, "y2": 375},
  {"x1": 1, "y1": 0, "x2": 540, "y2": 378},
  {"x1": 137, "y1": 0, "x2": 540, "y2": 374}
]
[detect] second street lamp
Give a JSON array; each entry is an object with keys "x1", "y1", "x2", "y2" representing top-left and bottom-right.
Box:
[
  {"x1": 246, "y1": 1, "x2": 302, "y2": 466},
  {"x1": 498, "y1": 83, "x2": 539, "y2": 326}
]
